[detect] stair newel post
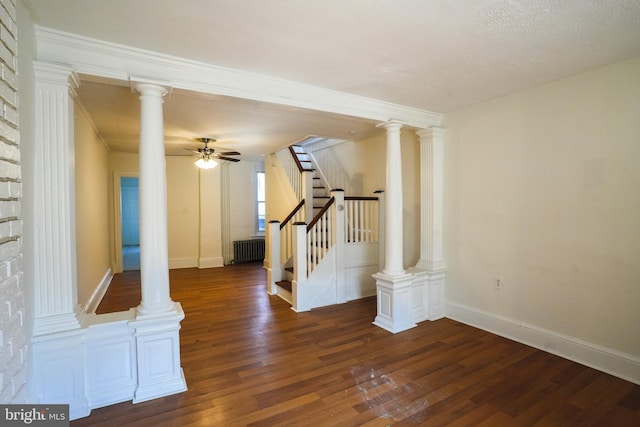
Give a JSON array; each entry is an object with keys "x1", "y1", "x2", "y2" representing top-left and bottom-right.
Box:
[
  {"x1": 267, "y1": 220, "x2": 281, "y2": 295},
  {"x1": 375, "y1": 190, "x2": 385, "y2": 273},
  {"x1": 333, "y1": 189, "x2": 346, "y2": 303},
  {"x1": 302, "y1": 170, "x2": 314, "y2": 224},
  {"x1": 292, "y1": 222, "x2": 309, "y2": 312}
]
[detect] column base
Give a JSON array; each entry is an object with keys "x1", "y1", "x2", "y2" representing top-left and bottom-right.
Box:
[
  {"x1": 31, "y1": 328, "x2": 90, "y2": 420},
  {"x1": 130, "y1": 302, "x2": 188, "y2": 403},
  {"x1": 372, "y1": 272, "x2": 416, "y2": 333},
  {"x1": 409, "y1": 266, "x2": 447, "y2": 322}
]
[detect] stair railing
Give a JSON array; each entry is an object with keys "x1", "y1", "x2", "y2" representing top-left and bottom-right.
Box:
[
  {"x1": 306, "y1": 196, "x2": 335, "y2": 274},
  {"x1": 280, "y1": 199, "x2": 305, "y2": 263},
  {"x1": 344, "y1": 196, "x2": 379, "y2": 243},
  {"x1": 267, "y1": 199, "x2": 304, "y2": 295}
]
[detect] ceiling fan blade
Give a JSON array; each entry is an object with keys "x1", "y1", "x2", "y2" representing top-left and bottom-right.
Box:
[
  {"x1": 217, "y1": 156, "x2": 241, "y2": 162},
  {"x1": 217, "y1": 151, "x2": 241, "y2": 156}
]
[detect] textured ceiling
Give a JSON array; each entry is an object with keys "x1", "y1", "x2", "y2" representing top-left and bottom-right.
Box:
[{"x1": 23, "y1": 0, "x2": 640, "y2": 156}]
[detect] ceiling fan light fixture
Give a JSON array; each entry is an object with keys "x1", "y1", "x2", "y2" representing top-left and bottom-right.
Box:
[{"x1": 195, "y1": 157, "x2": 218, "y2": 169}]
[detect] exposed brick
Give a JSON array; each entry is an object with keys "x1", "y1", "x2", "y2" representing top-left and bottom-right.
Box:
[
  {"x1": 0, "y1": 0, "x2": 24, "y2": 404},
  {"x1": 0, "y1": 180, "x2": 19, "y2": 198},
  {"x1": 0, "y1": 381, "x2": 14, "y2": 402},
  {"x1": 1, "y1": 63, "x2": 16, "y2": 91},
  {"x1": 0, "y1": 199, "x2": 19, "y2": 217},
  {"x1": 0, "y1": 23, "x2": 17, "y2": 55},
  {"x1": 3, "y1": 102, "x2": 17, "y2": 124},
  {"x1": 0, "y1": 7, "x2": 14, "y2": 43},
  {"x1": 0, "y1": 79, "x2": 15, "y2": 108},
  {"x1": 0, "y1": 239, "x2": 19, "y2": 260},
  {"x1": 0, "y1": 139, "x2": 19, "y2": 160}
]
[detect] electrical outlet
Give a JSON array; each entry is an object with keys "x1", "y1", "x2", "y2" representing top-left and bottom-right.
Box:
[{"x1": 495, "y1": 279, "x2": 504, "y2": 290}]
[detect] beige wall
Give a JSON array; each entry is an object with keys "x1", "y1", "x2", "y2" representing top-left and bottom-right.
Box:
[
  {"x1": 166, "y1": 156, "x2": 200, "y2": 267},
  {"x1": 443, "y1": 57, "x2": 640, "y2": 357},
  {"x1": 75, "y1": 103, "x2": 111, "y2": 307},
  {"x1": 265, "y1": 153, "x2": 299, "y2": 224}
]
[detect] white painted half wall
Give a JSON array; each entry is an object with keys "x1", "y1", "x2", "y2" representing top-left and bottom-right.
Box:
[{"x1": 443, "y1": 57, "x2": 640, "y2": 383}]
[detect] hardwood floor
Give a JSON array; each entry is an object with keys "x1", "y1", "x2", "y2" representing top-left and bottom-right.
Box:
[{"x1": 74, "y1": 263, "x2": 640, "y2": 426}]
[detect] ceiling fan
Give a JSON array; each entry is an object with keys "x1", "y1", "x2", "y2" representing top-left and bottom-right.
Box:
[{"x1": 187, "y1": 137, "x2": 241, "y2": 169}]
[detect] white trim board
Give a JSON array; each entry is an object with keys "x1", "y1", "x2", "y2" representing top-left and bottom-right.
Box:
[
  {"x1": 169, "y1": 258, "x2": 199, "y2": 270},
  {"x1": 35, "y1": 26, "x2": 442, "y2": 129},
  {"x1": 446, "y1": 302, "x2": 640, "y2": 385}
]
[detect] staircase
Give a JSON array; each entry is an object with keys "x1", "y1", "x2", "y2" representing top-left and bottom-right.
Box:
[
  {"x1": 267, "y1": 142, "x2": 381, "y2": 311},
  {"x1": 289, "y1": 145, "x2": 331, "y2": 217}
]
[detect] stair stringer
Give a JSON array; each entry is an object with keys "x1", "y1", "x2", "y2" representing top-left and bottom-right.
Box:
[{"x1": 293, "y1": 247, "x2": 339, "y2": 312}]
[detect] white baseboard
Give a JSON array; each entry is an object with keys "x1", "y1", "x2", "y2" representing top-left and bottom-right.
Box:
[
  {"x1": 198, "y1": 256, "x2": 224, "y2": 269},
  {"x1": 85, "y1": 269, "x2": 113, "y2": 314},
  {"x1": 446, "y1": 302, "x2": 640, "y2": 385},
  {"x1": 169, "y1": 258, "x2": 198, "y2": 269}
]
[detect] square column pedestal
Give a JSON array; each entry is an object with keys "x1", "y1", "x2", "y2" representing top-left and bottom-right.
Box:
[
  {"x1": 372, "y1": 272, "x2": 417, "y2": 333},
  {"x1": 130, "y1": 302, "x2": 188, "y2": 403}
]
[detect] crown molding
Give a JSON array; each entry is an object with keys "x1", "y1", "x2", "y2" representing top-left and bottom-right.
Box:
[{"x1": 35, "y1": 26, "x2": 442, "y2": 129}]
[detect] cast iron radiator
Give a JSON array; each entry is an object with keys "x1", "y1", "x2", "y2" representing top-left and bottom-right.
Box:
[{"x1": 232, "y1": 239, "x2": 265, "y2": 263}]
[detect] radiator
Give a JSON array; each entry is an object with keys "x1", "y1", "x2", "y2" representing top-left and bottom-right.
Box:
[{"x1": 232, "y1": 239, "x2": 265, "y2": 263}]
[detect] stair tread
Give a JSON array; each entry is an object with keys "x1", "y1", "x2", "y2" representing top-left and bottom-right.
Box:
[{"x1": 275, "y1": 280, "x2": 292, "y2": 293}]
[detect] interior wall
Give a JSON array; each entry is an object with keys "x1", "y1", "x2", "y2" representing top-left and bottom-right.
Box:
[
  {"x1": 74, "y1": 103, "x2": 111, "y2": 307},
  {"x1": 228, "y1": 159, "x2": 263, "y2": 244},
  {"x1": 443, "y1": 57, "x2": 640, "y2": 359},
  {"x1": 165, "y1": 156, "x2": 200, "y2": 268},
  {"x1": 265, "y1": 153, "x2": 298, "y2": 224}
]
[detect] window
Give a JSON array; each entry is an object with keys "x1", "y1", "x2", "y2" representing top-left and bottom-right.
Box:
[{"x1": 257, "y1": 171, "x2": 265, "y2": 232}]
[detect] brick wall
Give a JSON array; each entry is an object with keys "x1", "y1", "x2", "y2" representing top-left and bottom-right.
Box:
[{"x1": 0, "y1": 0, "x2": 26, "y2": 404}]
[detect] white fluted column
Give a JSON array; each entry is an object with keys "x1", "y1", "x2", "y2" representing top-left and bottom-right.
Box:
[
  {"x1": 32, "y1": 62, "x2": 81, "y2": 335},
  {"x1": 409, "y1": 127, "x2": 447, "y2": 322},
  {"x1": 415, "y1": 127, "x2": 445, "y2": 270},
  {"x1": 134, "y1": 82, "x2": 175, "y2": 316},
  {"x1": 372, "y1": 121, "x2": 415, "y2": 333},
  {"x1": 31, "y1": 61, "x2": 89, "y2": 418},
  {"x1": 380, "y1": 121, "x2": 405, "y2": 276}
]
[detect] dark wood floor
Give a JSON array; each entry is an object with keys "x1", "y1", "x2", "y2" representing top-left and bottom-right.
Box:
[{"x1": 73, "y1": 263, "x2": 640, "y2": 426}]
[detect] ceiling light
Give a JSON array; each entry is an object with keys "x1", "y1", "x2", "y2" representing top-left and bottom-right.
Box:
[{"x1": 195, "y1": 157, "x2": 218, "y2": 169}]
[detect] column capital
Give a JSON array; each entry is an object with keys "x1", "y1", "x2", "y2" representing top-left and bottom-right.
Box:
[
  {"x1": 416, "y1": 126, "x2": 445, "y2": 141},
  {"x1": 130, "y1": 77, "x2": 170, "y2": 97},
  {"x1": 34, "y1": 61, "x2": 79, "y2": 94},
  {"x1": 376, "y1": 120, "x2": 404, "y2": 132}
]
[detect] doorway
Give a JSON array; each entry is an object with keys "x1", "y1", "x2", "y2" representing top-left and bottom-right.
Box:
[{"x1": 120, "y1": 177, "x2": 140, "y2": 270}]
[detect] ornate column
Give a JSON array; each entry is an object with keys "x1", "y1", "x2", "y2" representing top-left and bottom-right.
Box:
[
  {"x1": 31, "y1": 61, "x2": 89, "y2": 418},
  {"x1": 129, "y1": 81, "x2": 187, "y2": 403},
  {"x1": 410, "y1": 127, "x2": 446, "y2": 322},
  {"x1": 380, "y1": 121, "x2": 405, "y2": 276},
  {"x1": 372, "y1": 121, "x2": 416, "y2": 333},
  {"x1": 133, "y1": 82, "x2": 175, "y2": 316},
  {"x1": 415, "y1": 127, "x2": 445, "y2": 271},
  {"x1": 32, "y1": 62, "x2": 81, "y2": 335}
]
